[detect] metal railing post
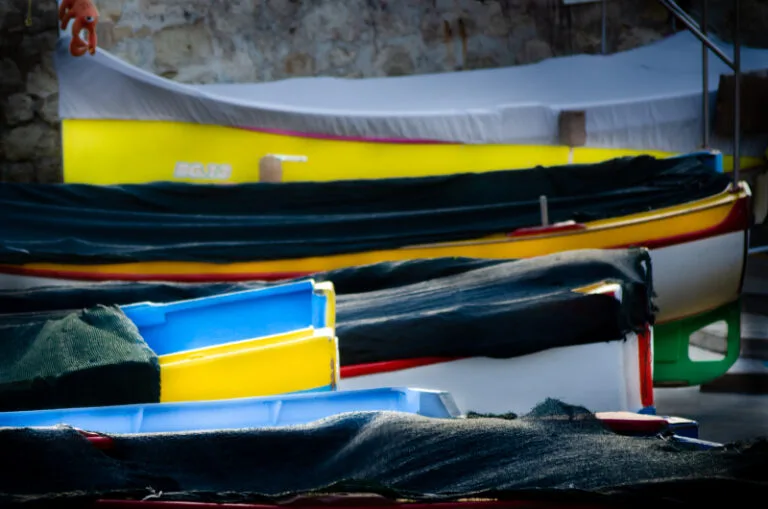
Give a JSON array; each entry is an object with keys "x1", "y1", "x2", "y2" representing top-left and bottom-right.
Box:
[
  {"x1": 601, "y1": 0, "x2": 607, "y2": 55},
  {"x1": 657, "y1": 0, "x2": 742, "y2": 188},
  {"x1": 702, "y1": 0, "x2": 710, "y2": 149},
  {"x1": 732, "y1": 0, "x2": 741, "y2": 189}
]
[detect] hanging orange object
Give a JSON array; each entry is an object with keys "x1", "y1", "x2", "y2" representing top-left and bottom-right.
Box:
[{"x1": 58, "y1": 0, "x2": 100, "y2": 57}]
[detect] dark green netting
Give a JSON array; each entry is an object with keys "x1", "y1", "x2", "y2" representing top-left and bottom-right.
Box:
[
  {"x1": 0, "y1": 250, "x2": 654, "y2": 366},
  {"x1": 0, "y1": 155, "x2": 731, "y2": 264},
  {"x1": 0, "y1": 305, "x2": 160, "y2": 412},
  {"x1": 0, "y1": 401, "x2": 765, "y2": 506}
]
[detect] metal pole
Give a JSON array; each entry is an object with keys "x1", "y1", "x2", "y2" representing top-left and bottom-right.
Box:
[
  {"x1": 657, "y1": 0, "x2": 744, "y2": 186},
  {"x1": 601, "y1": 0, "x2": 607, "y2": 55},
  {"x1": 733, "y1": 0, "x2": 741, "y2": 188},
  {"x1": 658, "y1": 0, "x2": 736, "y2": 70},
  {"x1": 701, "y1": 0, "x2": 709, "y2": 148}
]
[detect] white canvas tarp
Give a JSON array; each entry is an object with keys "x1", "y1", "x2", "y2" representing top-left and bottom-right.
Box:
[{"x1": 54, "y1": 31, "x2": 768, "y2": 155}]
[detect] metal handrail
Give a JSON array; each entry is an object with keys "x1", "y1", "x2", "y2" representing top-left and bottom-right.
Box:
[{"x1": 657, "y1": 0, "x2": 741, "y2": 189}]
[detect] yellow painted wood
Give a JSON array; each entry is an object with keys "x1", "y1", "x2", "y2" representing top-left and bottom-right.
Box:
[
  {"x1": 158, "y1": 327, "x2": 338, "y2": 403},
  {"x1": 61, "y1": 119, "x2": 763, "y2": 184}
]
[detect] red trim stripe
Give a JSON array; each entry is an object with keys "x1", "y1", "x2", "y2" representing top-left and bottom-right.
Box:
[
  {"x1": 340, "y1": 357, "x2": 461, "y2": 378},
  {"x1": 638, "y1": 325, "x2": 655, "y2": 409},
  {"x1": 78, "y1": 430, "x2": 114, "y2": 450},
  {"x1": 507, "y1": 222, "x2": 586, "y2": 237},
  {"x1": 611, "y1": 194, "x2": 749, "y2": 251}
]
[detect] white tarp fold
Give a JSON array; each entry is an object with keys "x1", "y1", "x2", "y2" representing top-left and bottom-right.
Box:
[{"x1": 55, "y1": 31, "x2": 768, "y2": 154}]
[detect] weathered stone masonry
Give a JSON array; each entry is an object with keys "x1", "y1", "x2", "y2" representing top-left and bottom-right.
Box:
[{"x1": 0, "y1": 0, "x2": 759, "y2": 183}]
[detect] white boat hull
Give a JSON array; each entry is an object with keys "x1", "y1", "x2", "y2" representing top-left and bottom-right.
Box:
[
  {"x1": 340, "y1": 331, "x2": 650, "y2": 415},
  {"x1": 650, "y1": 231, "x2": 746, "y2": 323}
]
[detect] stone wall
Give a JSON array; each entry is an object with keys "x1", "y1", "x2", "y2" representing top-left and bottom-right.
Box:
[
  {"x1": 0, "y1": 0, "x2": 752, "y2": 183},
  {"x1": 1, "y1": 1, "x2": 60, "y2": 182}
]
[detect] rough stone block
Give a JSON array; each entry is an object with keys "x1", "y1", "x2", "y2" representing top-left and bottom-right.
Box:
[
  {"x1": 1, "y1": 122, "x2": 59, "y2": 161},
  {"x1": 25, "y1": 64, "x2": 57, "y2": 99},
  {"x1": 3, "y1": 93, "x2": 34, "y2": 125},
  {"x1": 0, "y1": 58, "x2": 22, "y2": 91},
  {"x1": 0, "y1": 161, "x2": 36, "y2": 183},
  {"x1": 35, "y1": 156, "x2": 63, "y2": 183}
]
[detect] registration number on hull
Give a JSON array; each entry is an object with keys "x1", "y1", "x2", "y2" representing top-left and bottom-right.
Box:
[{"x1": 174, "y1": 162, "x2": 233, "y2": 180}]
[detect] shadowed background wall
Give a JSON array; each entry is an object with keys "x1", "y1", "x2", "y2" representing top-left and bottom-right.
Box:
[{"x1": 0, "y1": 0, "x2": 762, "y2": 182}]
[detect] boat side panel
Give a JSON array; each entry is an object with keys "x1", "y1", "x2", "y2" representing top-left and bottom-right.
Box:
[
  {"x1": 338, "y1": 335, "x2": 642, "y2": 415},
  {"x1": 651, "y1": 231, "x2": 747, "y2": 323},
  {"x1": 62, "y1": 119, "x2": 763, "y2": 184}
]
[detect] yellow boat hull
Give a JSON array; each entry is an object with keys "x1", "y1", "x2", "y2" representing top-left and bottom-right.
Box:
[
  {"x1": 158, "y1": 327, "x2": 339, "y2": 403},
  {"x1": 61, "y1": 119, "x2": 762, "y2": 185}
]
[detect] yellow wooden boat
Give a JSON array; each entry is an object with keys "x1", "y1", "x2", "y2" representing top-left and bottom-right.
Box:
[
  {"x1": 54, "y1": 31, "x2": 768, "y2": 185},
  {"x1": 64, "y1": 118, "x2": 764, "y2": 185}
]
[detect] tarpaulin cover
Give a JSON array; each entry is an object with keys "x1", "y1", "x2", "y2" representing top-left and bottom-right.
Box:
[
  {"x1": 0, "y1": 154, "x2": 731, "y2": 265},
  {"x1": 1, "y1": 401, "x2": 766, "y2": 507},
  {"x1": 0, "y1": 250, "x2": 654, "y2": 365},
  {"x1": 0, "y1": 305, "x2": 160, "y2": 412},
  {"x1": 0, "y1": 257, "x2": 502, "y2": 311},
  {"x1": 55, "y1": 27, "x2": 768, "y2": 157}
]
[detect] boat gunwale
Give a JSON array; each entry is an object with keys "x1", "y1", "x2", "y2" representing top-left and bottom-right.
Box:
[
  {"x1": 402, "y1": 183, "x2": 747, "y2": 250},
  {"x1": 0, "y1": 183, "x2": 750, "y2": 281}
]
